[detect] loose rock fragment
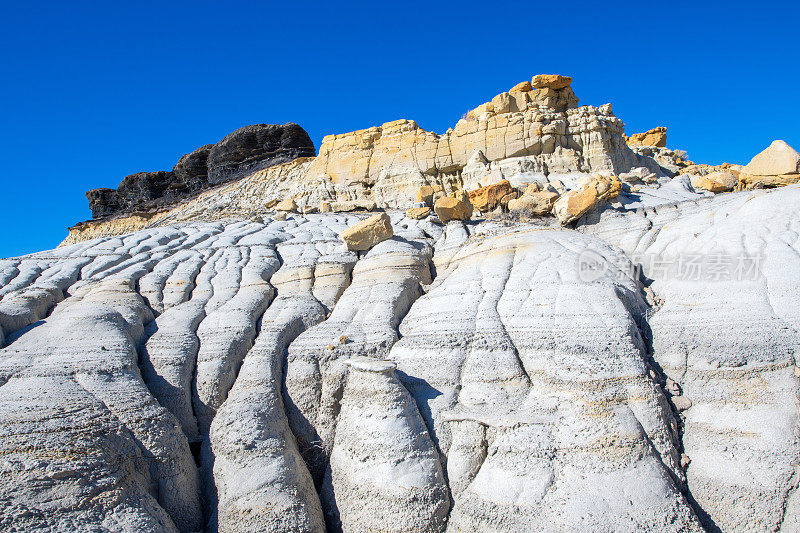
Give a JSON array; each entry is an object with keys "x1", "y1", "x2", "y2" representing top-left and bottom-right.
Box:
[
  {"x1": 434, "y1": 190, "x2": 473, "y2": 222},
  {"x1": 339, "y1": 212, "x2": 394, "y2": 251}
]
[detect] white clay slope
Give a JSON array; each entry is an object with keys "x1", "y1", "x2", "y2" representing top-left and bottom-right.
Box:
[{"x1": 0, "y1": 187, "x2": 799, "y2": 531}]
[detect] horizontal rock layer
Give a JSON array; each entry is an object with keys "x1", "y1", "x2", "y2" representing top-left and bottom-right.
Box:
[{"x1": 80, "y1": 76, "x2": 669, "y2": 233}]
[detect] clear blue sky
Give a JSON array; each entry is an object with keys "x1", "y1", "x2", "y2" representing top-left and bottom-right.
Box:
[{"x1": 1, "y1": 0, "x2": 797, "y2": 258}]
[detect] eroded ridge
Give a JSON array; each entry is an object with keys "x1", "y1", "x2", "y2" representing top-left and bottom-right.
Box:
[
  {"x1": 581, "y1": 184, "x2": 800, "y2": 531},
  {"x1": 388, "y1": 227, "x2": 700, "y2": 531},
  {"x1": 1, "y1": 186, "x2": 800, "y2": 531}
]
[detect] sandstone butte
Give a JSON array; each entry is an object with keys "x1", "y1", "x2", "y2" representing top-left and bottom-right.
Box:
[{"x1": 2, "y1": 74, "x2": 800, "y2": 533}]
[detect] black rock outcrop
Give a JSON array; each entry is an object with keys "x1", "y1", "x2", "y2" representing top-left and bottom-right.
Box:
[
  {"x1": 172, "y1": 144, "x2": 213, "y2": 193},
  {"x1": 85, "y1": 188, "x2": 122, "y2": 218},
  {"x1": 86, "y1": 123, "x2": 314, "y2": 219},
  {"x1": 207, "y1": 124, "x2": 315, "y2": 185}
]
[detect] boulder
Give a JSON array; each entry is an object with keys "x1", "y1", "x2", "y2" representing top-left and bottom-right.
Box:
[
  {"x1": 554, "y1": 186, "x2": 598, "y2": 225},
  {"x1": 339, "y1": 212, "x2": 394, "y2": 251},
  {"x1": 739, "y1": 140, "x2": 800, "y2": 187},
  {"x1": 434, "y1": 190, "x2": 473, "y2": 222},
  {"x1": 531, "y1": 74, "x2": 573, "y2": 90},
  {"x1": 596, "y1": 175, "x2": 623, "y2": 199},
  {"x1": 468, "y1": 180, "x2": 513, "y2": 212},
  {"x1": 619, "y1": 166, "x2": 658, "y2": 184},
  {"x1": 626, "y1": 127, "x2": 667, "y2": 148},
  {"x1": 416, "y1": 184, "x2": 445, "y2": 207},
  {"x1": 275, "y1": 198, "x2": 298, "y2": 212},
  {"x1": 207, "y1": 123, "x2": 315, "y2": 185},
  {"x1": 510, "y1": 80, "x2": 533, "y2": 92},
  {"x1": 553, "y1": 176, "x2": 621, "y2": 225},
  {"x1": 406, "y1": 206, "x2": 431, "y2": 220},
  {"x1": 508, "y1": 190, "x2": 559, "y2": 216},
  {"x1": 691, "y1": 171, "x2": 737, "y2": 193},
  {"x1": 326, "y1": 200, "x2": 377, "y2": 212}
]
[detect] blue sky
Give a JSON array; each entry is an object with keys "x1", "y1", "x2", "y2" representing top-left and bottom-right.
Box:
[{"x1": 1, "y1": 0, "x2": 797, "y2": 258}]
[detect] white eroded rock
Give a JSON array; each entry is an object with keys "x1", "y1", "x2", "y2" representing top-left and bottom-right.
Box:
[
  {"x1": 321, "y1": 357, "x2": 449, "y2": 532},
  {"x1": 581, "y1": 185, "x2": 800, "y2": 531}
]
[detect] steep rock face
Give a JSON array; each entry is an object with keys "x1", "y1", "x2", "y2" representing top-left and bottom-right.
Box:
[
  {"x1": 117, "y1": 171, "x2": 178, "y2": 210},
  {"x1": 79, "y1": 75, "x2": 656, "y2": 233},
  {"x1": 86, "y1": 187, "x2": 122, "y2": 218},
  {"x1": 306, "y1": 95, "x2": 638, "y2": 197},
  {"x1": 207, "y1": 123, "x2": 316, "y2": 185},
  {"x1": 85, "y1": 123, "x2": 315, "y2": 219},
  {"x1": 172, "y1": 144, "x2": 214, "y2": 192}
]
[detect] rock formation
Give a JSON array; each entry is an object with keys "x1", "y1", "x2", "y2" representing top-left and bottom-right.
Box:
[
  {"x1": 4, "y1": 74, "x2": 800, "y2": 532},
  {"x1": 81, "y1": 74, "x2": 674, "y2": 227},
  {"x1": 626, "y1": 126, "x2": 668, "y2": 147},
  {"x1": 690, "y1": 171, "x2": 737, "y2": 192},
  {"x1": 739, "y1": 139, "x2": 800, "y2": 187},
  {"x1": 339, "y1": 212, "x2": 393, "y2": 251},
  {"x1": 206, "y1": 124, "x2": 316, "y2": 185},
  {"x1": 321, "y1": 357, "x2": 449, "y2": 532},
  {"x1": 86, "y1": 124, "x2": 315, "y2": 219}
]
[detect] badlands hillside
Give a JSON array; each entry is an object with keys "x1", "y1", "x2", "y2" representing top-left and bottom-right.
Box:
[{"x1": 2, "y1": 75, "x2": 800, "y2": 532}]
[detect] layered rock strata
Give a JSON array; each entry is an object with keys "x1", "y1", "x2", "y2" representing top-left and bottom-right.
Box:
[
  {"x1": 80, "y1": 75, "x2": 665, "y2": 232},
  {"x1": 86, "y1": 123, "x2": 315, "y2": 219}
]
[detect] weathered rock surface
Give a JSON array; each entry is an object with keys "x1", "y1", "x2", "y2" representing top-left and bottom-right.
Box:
[
  {"x1": 435, "y1": 191, "x2": 473, "y2": 222},
  {"x1": 4, "y1": 185, "x2": 800, "y2": 530},
  {"x1": 580, "y1": 185, "x2": 800, "y2": 532},
  {"x1": 626, "y1": 127, "x2": 668, "y2": 147},
  {"x1": 11, "y1": 70, "x2": 800, "y2": 533},
  {"x1": 388, "y1": 227, "x2": 699, "y2": 531},
  {"x1": 86, "y1": 124, "x2": 315, "y2": 219},
  {"x1": 739, "y1": 139, "x2": 800, "y2": 187},
  {"x1": 206, "y1": 123, "x2": 316, "y2": 185},
  {"x1": 339, "y1": 212, "x2": 394, "y2": 251},
  {"x1": 172, "y1": 144, "x2": 214, "y2": 192},
  {"x1": 321, "y1": 357, "x2": 449, "y2": 532}
]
